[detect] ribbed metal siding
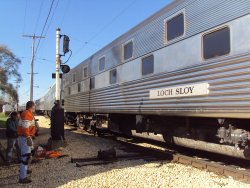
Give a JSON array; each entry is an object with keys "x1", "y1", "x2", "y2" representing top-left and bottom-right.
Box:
[
  {"x1": 88, "y1": 53, "x2": 250, "y2": 118},
  {"x1": 186, "y1": 0, "x2": 250, "y2": 35},
  {"x1": 64, "y1": 93, "x2": 90, "y2": 112},
  {"x1": 88, "y1": 0, "x2": 250, "y2": 76},
  {"x1": 64, "y1": 0, "x2": 250, "y2": 117}
]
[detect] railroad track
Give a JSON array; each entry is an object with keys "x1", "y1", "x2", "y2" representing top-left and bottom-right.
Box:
[
  {"x1": 76, "y1": 132, "x2": 250, "y2": 184},
  {"x1": 116, "y1": 136, "x2": 250, "y2": 183}
]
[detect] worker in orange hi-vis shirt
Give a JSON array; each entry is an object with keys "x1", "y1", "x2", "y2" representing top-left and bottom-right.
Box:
[{"x1": 17, "y1": 101, "x2": 36, "y2": 184}]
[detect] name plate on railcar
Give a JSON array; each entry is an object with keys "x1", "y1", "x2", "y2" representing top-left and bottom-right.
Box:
[{"x1": 149, "y1": 83, "x2": 209, "y2": 99}]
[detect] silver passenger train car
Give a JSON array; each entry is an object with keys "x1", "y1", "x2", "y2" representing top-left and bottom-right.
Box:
[
  {"x1": 39, "y1": 0, "x2": 250, "y2": 159},
  {"x1": 35, "y1": 84, "x2": 56, "y2": 115}
]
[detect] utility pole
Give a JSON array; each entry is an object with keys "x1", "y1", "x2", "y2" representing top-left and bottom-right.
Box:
[
  {"x1": 13, "y1": 80, "x2": 20, "y2": 111},
  {"x1": 50, "y1": 28, "x2": 70, "y2": 148},
  {"x1": 23, "y1": 34, "x2": 45, "y2": 101},
  {"x1": 55, "y1": 28, "x2": 61, "y2": 102}
]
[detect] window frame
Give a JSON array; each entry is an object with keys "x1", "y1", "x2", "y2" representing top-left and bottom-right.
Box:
[
  {"x1": 72, "y1": 72, "x2": 76, "y2": 83},
  {"x1": 98, "y1": 56, "x2": 106, "y2": 71},
  {"x1": 77, "y1": 83, "x2": 81, "y2": 93},
  {"x1": 68, "y1": 87, "x2": 71, "y2": 95},
  {"x1": 122, "y1": 39, "x2": 134, "y2": 62},
  {"x1": 90, "y1": 77, "x2": 95, "y2": 90},
  {"x1": 164, "y1": 10, "x2": 186, "y2": 44},
  {"x1": 109, "y1": 69, "x2": 117, "y2": 85},
  {"x1": 141, "y1": 54, "x2": 154, "y2": 76},
  {"x1": 202, "y1": 26, "x2": 231, "y2": 61},
  {"x1": 83, "y1": 66, "x2": 88, "y2": 78}
]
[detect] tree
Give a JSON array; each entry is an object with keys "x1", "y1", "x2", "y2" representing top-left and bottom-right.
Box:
[{"x1": 0, "y1": 45, "x2": 22, "y2": 103}]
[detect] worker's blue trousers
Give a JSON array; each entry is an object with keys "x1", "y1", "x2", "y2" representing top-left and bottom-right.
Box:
[{"x1": 18, "y1": 137, "x2": 33, "y2": 180}]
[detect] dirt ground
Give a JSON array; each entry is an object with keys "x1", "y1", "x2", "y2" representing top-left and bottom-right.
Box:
[{"x1": 0, "y1": 116, "x2": 249, "y2": 188}]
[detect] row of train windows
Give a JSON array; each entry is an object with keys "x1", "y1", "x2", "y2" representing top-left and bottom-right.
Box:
[
  {"x1": 72, "y1": 67, "x2": 88, "y2": 83},
  {"x1": 96, "y1": 13, "x2": 185, "y2": 72},
  {"x1": 98, "y1": 41, "x2": 133, "y2": 72},
  {"x1": 70, "y1": 55, "x2": 154, "y2": 93},
  {"x1": 89, "y1": 54, "x2": 154, "y2": 89},
  {"x1": 89, "y1": 27, "x2": 230, "y2": 89},
  {"x1": 69, "y1": 26, "x2": 230, "y2": 92},
  {"x1": 95, "y1": 13, "x2": 184, "y2": 73},
  {"x1": 70, "y1": 27, "x2": 230, "y2": 90},
  {"x1": 96, "y1": 13, "x2": 229, "y2": 73}
]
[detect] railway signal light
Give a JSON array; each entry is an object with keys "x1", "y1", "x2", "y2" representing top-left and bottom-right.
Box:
[
  {"x1": 63, "y1": 35, "x2": 70, "y2": 54},
  {"x1": 61, "y1": 65, "x2": 70, "y2": 74}
]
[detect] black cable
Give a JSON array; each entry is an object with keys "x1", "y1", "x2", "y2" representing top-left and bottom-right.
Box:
[{"x1": 61, "y1": 49, "x2": 72, "y2": 65}]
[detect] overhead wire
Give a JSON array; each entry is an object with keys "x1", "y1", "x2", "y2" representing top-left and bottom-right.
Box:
[
  {"x1": 59, "y1": 0, "x2": 70, "y2": 27},
  {"x1": 20, "y1": 0, "x2": 28, "y2": 102},
  {"x1": 70, "y1": 0, "x2": 137, "y2": 61},
  {"x1": 22, "y1": 0, "x2": 28, "y2": 35},
  {"x1": 34, "y1": 0, "x2": 44, "y2": 34},
  {"x1": 22, "y1": 0, "x2": 28, "y2": 61},
  {"x1": 34, "y1": 0, "x2": 60, "y2": 55},
  {"x1": 34, "y1": 0, "x2": 56, "y2": 57},
  {"x1": 44, "y1": 0, "x2": 60, "y2": 38}
]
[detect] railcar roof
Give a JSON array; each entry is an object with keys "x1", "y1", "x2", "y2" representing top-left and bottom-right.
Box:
[{"x1": 76, "y1": 0, "x2": 184, "y2": 67}]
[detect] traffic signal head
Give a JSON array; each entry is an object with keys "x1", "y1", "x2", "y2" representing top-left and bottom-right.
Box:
[
  {"x1": 63, "y1": 35, "x2": 70, "y2": 54},
  {"x1": 61, "y1": 65, "x2": 70, "y2": 74}
]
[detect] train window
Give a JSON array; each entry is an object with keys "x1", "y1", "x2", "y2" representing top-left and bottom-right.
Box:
[
  {"x1": 90, "y1": 77, "x2": 95, "y2": 89},
  {"x1": 99, "y1": 57, "x2": 105, "y2": 71},
  {"x1": 166, "y1": 13, "x2": 184, "y2": 41},
  {"x1": 83, "y1": 67, "x2": 88, "y2": 78},
  {"x1": 123, "y1": 41, "x2": 133, "y2": 61},
  {"x1": 203, "y1": 27, "x2": 230, "y2": 59},
  {"x1": 68, "y1": 87, "x2": 71, "y2": 95},
  {"x1": 72, "y1": 73, "x2": 76, "y2": 83},
  {"x1": 142, "y1": 55, "x2": 154, "y2": 75},
  {"x1": 110, "y1": 69, "x2": 117, "y2": 84},
  {"x1": 78, "y1": 83, "x2": 81, "y2": 92}
]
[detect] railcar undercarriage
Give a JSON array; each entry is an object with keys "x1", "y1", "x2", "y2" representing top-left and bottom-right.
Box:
[{"x1": 66, "y1": 112, "x2": 250, "y2": 159}]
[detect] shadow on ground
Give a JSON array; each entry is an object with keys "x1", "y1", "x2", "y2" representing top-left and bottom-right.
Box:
[{"x1": 0, "y1": 117, "x2": 169, "y2": 188}]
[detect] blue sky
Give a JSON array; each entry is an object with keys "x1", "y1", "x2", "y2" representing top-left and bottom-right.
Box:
[{"x1": 0, "y1": 0, "x2": 172, "y2": 105}]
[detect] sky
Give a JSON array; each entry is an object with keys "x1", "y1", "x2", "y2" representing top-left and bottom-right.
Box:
[{"x1": 0, "y1": 0, "x2": 172, "y2": 105}]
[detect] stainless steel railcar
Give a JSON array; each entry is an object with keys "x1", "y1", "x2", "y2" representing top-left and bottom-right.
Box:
[
  {"x1": 44, "y1": 0, "x2": 250, "y2": 159},
  {"x1": 35, "y1": 84, "x2": 56, "y2": 116}
]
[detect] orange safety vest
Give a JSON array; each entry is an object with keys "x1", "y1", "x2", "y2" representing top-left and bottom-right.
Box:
[{"x1": 17, "y1": 110, "x2": 36, "y2": 137}]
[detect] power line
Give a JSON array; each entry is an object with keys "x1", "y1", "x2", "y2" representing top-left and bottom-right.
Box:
[
  {"x1": 34, "y1": 0, "x2": 44, "y2": 34},
  {"x1": 22, "y1": 0, "x2": 28, "y2": 35},
  {"x1": 59, "y1": 0, "x2": 70, "y2": 27},
  {"x1": 34, "y1": 0, "x2": 55, "y2": 57},
  {"x1": 71, "y1": 0, "x2": 137, "y2": 61},
  {"x1": 44, "y1": 0, "x2": 60, "y2": 37},
  {"x1": 70, "y1": 37, "x2": 103, "y2": 47},
  {"x1": 20, "y1": 56, "x2": 54, "y2": 63},
  {"x1": 19, "y1": 89, "x2": 30, "y2": 97},
  {"x1": 22, "y1": 0, "x2": 28, "y2": 62}
]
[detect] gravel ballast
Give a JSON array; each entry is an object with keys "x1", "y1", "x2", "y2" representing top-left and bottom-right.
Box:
[{"x1": 0, "y1": 116, "x2": 249, "y2": 188}]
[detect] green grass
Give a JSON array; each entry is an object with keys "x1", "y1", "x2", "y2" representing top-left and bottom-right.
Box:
[{"x1": 0, "y1": 113, "x2": 7, "y2": 128}]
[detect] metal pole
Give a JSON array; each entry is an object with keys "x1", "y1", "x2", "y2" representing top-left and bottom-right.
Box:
[
  {"x1": 55, "y1": 28, "x2": 61, "y2": 102},
  {"x1": 15, "y1": 81, "x2": 20, "y2": 111},
  {"x1": 22, "y1": 34, "x2": 45, "y2": 101},
  {"x1": 30, "y1": 36, "x2": 35, "y2": 101}
]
